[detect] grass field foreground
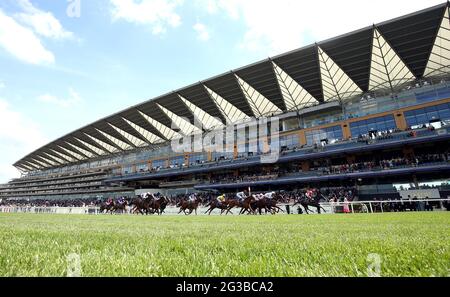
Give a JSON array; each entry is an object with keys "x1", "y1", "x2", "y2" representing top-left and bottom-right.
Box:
[{"x1": 0, "y1": 212, "x2": 448, "y2": 277}]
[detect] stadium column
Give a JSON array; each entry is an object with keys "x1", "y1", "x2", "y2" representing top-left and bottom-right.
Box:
[
  {"x1": 184, "y1": 154, "x2": 189, "y2": 166},
  {"x1": 403, "y1": 146, "x2": 415, "y2": 159},
  {"x1": 342, "y1": 123, "x2": 352, "y2": 140},
  {"x1": 394, "y1": 112, "x2": 408, "y2": 130},
  {"x1": 148, "y1": 160, "x2": 152, "y2": 171},
  {"x1": 132, "y1": 164, "x2": 137, "y2": 174},
  {"x1": 298, "y1": 130, "x2": 307, "y2": 146},
  {"x1": 301, "y1": 161, "x2": 310, "y2": 172},
  {"x1": 207, "y1": 151, "x2": 212, "y2": 162},
  {"x1": 233, "y1": 145, "x2": 238, "y2": 159},
  {"x1": 346, "y1": 155, "x2": 356, "y2": 164}
]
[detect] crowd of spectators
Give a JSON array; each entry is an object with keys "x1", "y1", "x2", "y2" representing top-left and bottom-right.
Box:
[
  {"x1": 317, "y1": 153, "x2": 449, "y2": 175},
  {"x1": 0, "y1": 198, "x2": 99, "y2": 208},
  {"x1": 205, "y1": 152, "x2": 449, "y2": 185}
]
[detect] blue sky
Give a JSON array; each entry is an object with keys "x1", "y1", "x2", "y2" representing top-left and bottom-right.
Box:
[{"x1": 0, "y1": 0, "x2": 444, "y2": 182}]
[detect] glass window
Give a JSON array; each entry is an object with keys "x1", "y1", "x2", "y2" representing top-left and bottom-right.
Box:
[
  {"x1": 189, "y1": 154, "x2": 207, "y2": 165},
  {"x1": 405, "y1": 103, "x2": 450, "y2": 128},
  {"x1": 152, "y1": 159, "x2": 166, "y2": 169},
  {"x1": 280, "y1": 134, "x2": 300, "y2": 149},
  {"x1": 305, "y1": 125, "x2": 343, "y2": 145},
  {"x1": 136, "y1": 163, "x2": 148, "y2": 172},
  {"x1": 169, "y1": 156, "x2": 185, "y2": 167},
  {"x1": 350, "y1": 115, "x2": 396, "y2": 137}
]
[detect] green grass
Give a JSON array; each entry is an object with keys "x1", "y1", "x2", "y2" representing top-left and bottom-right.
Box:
[{"x1": 0, "y1": 212, "x2": 448, "y2": 277}]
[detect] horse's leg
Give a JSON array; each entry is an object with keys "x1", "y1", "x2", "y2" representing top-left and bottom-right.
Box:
[
  {"x1": 303, "y1": 205, "x2": 310, "y2": 214},
  {"x1": 276, "y1": 206, "x2": 285, "y2": 213}
]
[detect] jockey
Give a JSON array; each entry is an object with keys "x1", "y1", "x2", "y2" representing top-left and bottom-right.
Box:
[
  {"x1": 107, "y1": 197, "x2": 113, "y2": 205},
  {"x1": 254, "y1": 193, "x2": 265, "y2": 201},
  {"x1": 235, "y1": 191, "x2": 247, "y2": 202},
  {"x1": 188, "y1": 193, "x2": 197, "y2": 202},
  {"x1": 217, "y1": 194, "x2": 226, "y2": 203},
  {"x1": 264, "y1": 191, "x2": 276, "y2": 200},
  {"x1": 118, "y1": 197, "x2": 125, "y2": 205}
]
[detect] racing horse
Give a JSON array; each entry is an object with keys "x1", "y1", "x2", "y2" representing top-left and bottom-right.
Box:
[
  {"x1": 99, "y1": 201, "x2": 114, "y2": 214},
  {"x1": 250, "y1": 192, "x2": 285, "y2": 215},
  {"x1": 178, "y1": 196, "x2": 202, "y2": 215},
  {"x1": 129, "y1": 196, "x2": 151, "y2": 215},
  {"x1": 150, "y1": 196, "x2": 170, "y2": 215},
  {"x1": 111, "y1": 198, "x2": 129, "y2": 214},
  {"x1": 293, "y1": 190, "x2": 327, "y2": 214},
  {"x1": 204, "y1": 198, "x2": 229, "y2": 215}
]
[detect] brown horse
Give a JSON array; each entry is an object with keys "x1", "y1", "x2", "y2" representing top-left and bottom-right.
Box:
[
  {"x1": 99, "y1": 202, "x2": 114, "y2": 214},
  {"x1": 150, "y1": 196, "x2": 170, "y2": 215},
  {"x1": 204, "y1": 199, "x2": 229, "y2": 215},
  {"x1": 237, "y1": 196, "x2": 257, "y2": 215},
  {"x1": 178, "y1": 197, "x2": 201, "y2": 215},
  {"x1": 111, "y1": 200, "x2": 128, "y2": 214},
  {"x1": 249, "y1": 193, "x2": 285, "y2": 215},
  {"x1": 293, "y1": 193, "x2": 327, "y2": 214},
  {"x1": 130, "y1": 197, "x2": 151, "y2": 215}
]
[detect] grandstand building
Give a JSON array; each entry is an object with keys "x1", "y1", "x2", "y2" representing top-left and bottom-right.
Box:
[{"x1": 1, "y1": 3, "x2": 450, "y2": 201}]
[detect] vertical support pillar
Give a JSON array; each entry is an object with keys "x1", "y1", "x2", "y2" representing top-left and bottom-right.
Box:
[
  {"x1": 342, "y1": 123, "x2": 351, "y2": 140},
  {"x1": 395, "y1": 112, "x2": 408, "y2": 130},
  {"x1": 299, "y1": 130, "x2": 307, "y2": 146},
  {"x1": 301, "y1": 161, "x2": 310, "y2": 172}
]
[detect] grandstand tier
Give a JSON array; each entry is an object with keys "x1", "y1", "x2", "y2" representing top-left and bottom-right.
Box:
[{"x1": 2, "y1": 2, "x2": 450, "y2": 201}]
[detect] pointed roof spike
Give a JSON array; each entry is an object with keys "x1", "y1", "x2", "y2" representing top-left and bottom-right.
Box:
[
  {"x1": 65, "y1": 141, "x2": 96, "y2": 158},
  {"x1": 43, "y1": 151, "x2": 69, "y2": 164},
  {"x1": 42, "y1": 152, "x2": 65, "y2": 164},
  {"x1": 271, "y1": 61, "x2": 318, "y2": 111},
  {"x1": 156, "y1": 103, "x2": 201, "y2": 135},
  {"x1": 122, "y1": 117, "x2": 164, "y2": 144},
  {"x1": 76, "y1": 133, "x2": 112, "y2": 154},
  {"x1": 203, "y1": 84, "x2": 249, "y2": 124},
  {"x1": 318, "y1": 46, "x2": 363, "y2": 102},
  {"x1": 56, "y1": 145, "x2": 85, "y2": 161},
  {"x1": 178, "y1": 94, "x2": 224, "y2": 130},
  {"x1": 108, "y1": 123, "x2": 148, "y2": 147},
  {"x1": 95, "y1": 129, "x2": 132, "y2": 151},
  {"x1": 37, "y1": 155, "x2": 58, "y2": 166},
  {"x1": 24, "y1": 160, "x2": 42, "y2": 170},
  {"x1": 369, "y1": 28, "x2": 416, "y2": 91},
  {"x1": 424, "y1": 7, "x2": 450, "y2": 77},
  {"x1": 79, "y1": 134, "x2": 113, "y2": 154},
  {"x1": 234, "y1": 74, "x2": 282, "y2": 117},
  {"x1": 138, "y1": 110, "x2": 182, "y2": 140}
]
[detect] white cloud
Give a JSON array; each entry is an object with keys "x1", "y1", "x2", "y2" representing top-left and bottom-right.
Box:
[
  {"x1": 15, "y1": 0, "x2": 74, "y2": 40},
  {"x1": 193, "y1": 22, "x2": 210, "y2": 41},
  {"x1": 110, "y1": 0, "x2": 183, "y2": 35},
  {"x1": 37, "y1": 88, "x2": 82, "y2": 108},
  {"x1": 0, "y1": 98, "x2": 48, "y2": 182},
  {"x1": 0, "y1": 8, "x2": 55, "y2": 65},
  {"x1": 200, "y1": 0, "x2": 445, "y2": 56}
]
